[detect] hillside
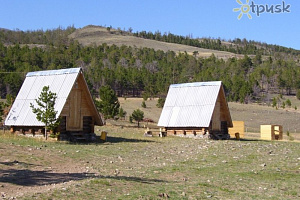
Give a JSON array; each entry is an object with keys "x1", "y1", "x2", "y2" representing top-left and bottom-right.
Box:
[
  {"x1": 68, "y1": 26, "x2": 242, "y2": 59},
  {"x1": 1, "y1": 25, "x2": 300, "y2": 109}
]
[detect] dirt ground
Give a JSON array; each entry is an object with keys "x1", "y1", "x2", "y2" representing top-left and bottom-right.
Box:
[
  {"x1": 0, "y1": 140, "x2": 99, "y2": 199},
  {"x1": 0, "y1": 132, "x2": 298, "y2": 199}
]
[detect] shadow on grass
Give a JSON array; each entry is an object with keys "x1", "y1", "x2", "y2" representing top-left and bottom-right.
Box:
[
  {"x1": 0, "y1": 169, "x2": 166, "y2": 186},
  {"x1": 105, "y1": 136, "x2": 156, "y2": 143},
  {"x1": 0, "y1": 160, "x2": 39, "y2": 167},
  {"x1": 66, "y1": 136, "x2": 156, "y2": 145},
  {"x1": 230, "y1": 138, "x2": 271, "y2": 142},
  {"x1": 0, "y1": 169, "x2": 96, "y2": 186},
  {"x1": 98, "y1": 175, "x2": 167, "y2": 184}
]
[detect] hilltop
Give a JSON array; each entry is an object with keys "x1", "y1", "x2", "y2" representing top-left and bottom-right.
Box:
[{"x1": 68, "y1": 25, "x2": 240, "y2": 59}]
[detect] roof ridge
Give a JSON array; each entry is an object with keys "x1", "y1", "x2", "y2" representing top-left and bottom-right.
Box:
[
  {"x1": 170, "y1": 81, "x2": 222, "y2": 88},
  {"x1": 26, "y1": 68, "x2": 81, "y2": 77}
]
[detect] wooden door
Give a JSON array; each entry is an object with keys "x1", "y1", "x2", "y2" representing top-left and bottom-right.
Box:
[{"x1": 67, "y1": 89, "x2": 82, "y2": 130}]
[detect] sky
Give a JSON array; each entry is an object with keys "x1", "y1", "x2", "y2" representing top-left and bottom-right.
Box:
[{"x1": 0, "y1": 0, "x2": 299, "y2": 50}]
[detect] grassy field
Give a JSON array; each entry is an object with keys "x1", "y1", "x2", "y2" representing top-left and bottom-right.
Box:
[
  {"x1": 0, "y1": 128, "x2": 299, "y2": 199},
  {"x1": 1, "y1": 98, "x2": 300, "y2": 199},
  {"x1": 68, "y1": 26, "x2": 243, "y2": 59}
]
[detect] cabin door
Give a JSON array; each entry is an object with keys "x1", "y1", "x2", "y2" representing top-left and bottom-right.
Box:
[{"x1": 67, "y1": 89, "x2": 82, "y2": 130}]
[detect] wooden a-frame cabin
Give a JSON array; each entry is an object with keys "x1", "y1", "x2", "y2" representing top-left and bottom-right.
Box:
[
  {"x1": 5, "y1": 68, "x2": 104, "y2": 141},
  {"x1": 158, "y1": 81, "x2": 232, "y2": 139}
]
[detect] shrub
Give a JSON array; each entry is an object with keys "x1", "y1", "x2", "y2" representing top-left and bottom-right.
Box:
[
  {"x1": 272, "y1": 97, "x2": 277, "y2": 108},
  {"x1": 282, "y1": 102, "x2": 285, "y2": 109},
  {"x1": 286, "y1": 99, "x2": 292, "y2": 108}
]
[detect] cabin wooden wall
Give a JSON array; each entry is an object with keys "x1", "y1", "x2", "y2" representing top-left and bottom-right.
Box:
[
  {"x1": 212, "y1": 100, "x2": 221, "y2": 131},
  {"x1": 212, "y1": 88, "x2": 229, "y2": 131},
  {"x1": 229, "y1": 121, "x2": 245, "y2": 138},
  {"x1": 60, "y1": 73, "x2": 96, "y2": 132}
]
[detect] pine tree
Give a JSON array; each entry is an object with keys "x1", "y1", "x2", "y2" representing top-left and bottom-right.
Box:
[
  {"x1": 30, "y1": 86, "x2": 60, "y2": 140},
  {"x1": 118, "y1": 107, "x2": 127, "y2": 120},
  {"x1": 96, "y1": 85, "x2": 120, "y2": 119},
  {"x1": 131, "y1": 109, "x2": 144, "y2": 128}
]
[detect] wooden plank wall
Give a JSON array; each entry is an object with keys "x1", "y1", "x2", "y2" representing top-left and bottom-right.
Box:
[
  {"x1": 260, "y1": 125, "x2": 283, "y2": 140},
  {"x1": 229, "y1": 121, "x2": 244, "y2": 138},
  {"x1": 60, "y1": 74, "x2": 96, "y2": 132},
  {"x1": 212, "y1": 100, "x2": 221, "y2": 131}
]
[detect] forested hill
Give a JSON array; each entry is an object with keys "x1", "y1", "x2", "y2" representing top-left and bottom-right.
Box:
[{"x1": 0, "y1": 25, "x2": 300, "y2": 105}]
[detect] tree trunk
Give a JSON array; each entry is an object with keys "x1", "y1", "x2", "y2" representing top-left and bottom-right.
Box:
[{"x1": 45, "y1": 125, "x2": 48, "y2": 140}]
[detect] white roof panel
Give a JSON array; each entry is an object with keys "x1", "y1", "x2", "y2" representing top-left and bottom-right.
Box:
[
  {"x1": 157, "y1": 81, "x2": 222, "y2": 128},
  {"x1": 5, "y1": 99, "x2": 25, "y2": 126},
  {"x1": 17, "y1": 76, "x2": 37, "y2": 99},
  {"x1": 57, "y1": 73, "x2": 78, "y2": 98},
  {"x1": 5, "y1": 68, "x2": 80, "y2": 126}
]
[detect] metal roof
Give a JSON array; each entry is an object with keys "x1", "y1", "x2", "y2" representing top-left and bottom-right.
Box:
[
  {"x1": 5, "y1": 68, "x2": 80, "y2": 126},
  {"x1": 157, "y1": 81, "x2": 224, "y2": 128}
]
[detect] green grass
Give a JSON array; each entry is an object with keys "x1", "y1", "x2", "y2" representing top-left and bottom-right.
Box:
[{"x1": 1, "y1": 129, "x2": 299, "y2": 200}]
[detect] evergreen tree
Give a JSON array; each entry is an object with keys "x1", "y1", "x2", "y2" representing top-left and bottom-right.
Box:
[
  {"x1": 131, "y1": 109, "x2": 144, "y2": 128},
  {"x1": 96, "y1": 85, "x2": 120, "y2": 119},
  {"x1": 141, "y1": 101, "x2": 146, "y2": 108},
  {"x1": 30, "y1": 86, "x2": 60, "y2": 140},
  {"x1": 118, "y1": 107, "x2": 127, "y2": 120}
]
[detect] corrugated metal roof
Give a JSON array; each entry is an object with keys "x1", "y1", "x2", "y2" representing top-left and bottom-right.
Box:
[
  {"x1": 5, "y1": 68, "x2": 80, "y2": 126},
  {"x1": 26, "y1": 68, "x2": 80, "y2": 77},
  {"x1": 170, "y1": 81, "x2": 222, "y2": 88},
  {"x1": 157, "y1": 81, "x2": 224, "y2": 128}
]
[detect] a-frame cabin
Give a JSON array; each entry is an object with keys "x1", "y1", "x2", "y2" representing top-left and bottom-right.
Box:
[
  {"x1": 158, "y1": 81, "x2": 232, "y2": 139},
  {"x1": 5, "y1": 68, "x2": 104, "y2": 140}
]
